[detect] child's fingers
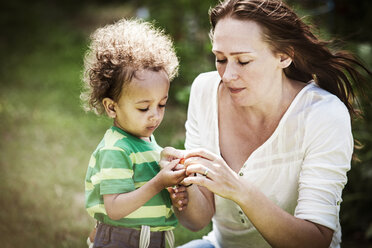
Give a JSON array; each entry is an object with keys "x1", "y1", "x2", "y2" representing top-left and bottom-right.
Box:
[
  {"x1": 159, "y1": 160, "x2": 167, "y2": 169},
  {"x1": 168, "y1": 187, "x2": 186, "y2": 208},
  {"x1": 173, "y1": 169, "x2": 187, "y2": 183},
  {"x1": 174, "y1": 163, "x2": 185, "y2": 171},
  {"x1": 176, "y1": 198, "x2": 189, "y2": 211},
  {"x1": 161, "y1": 147, "x2": 184, "y2": 161},
  {"x1": 165, "y1": 159, "x2": 181, "y2": 170},
  {"x1": 173, "y1": 185, "x2": 187, "y2": 193},
  {"x1": 167, "y1": 187, "x2": 175, "y2": 194},
  {"x1": 178, "y1": 198, "x2": 188, "y2": 207},
  {"x1": 174, "y1": 191, "x2": 188, "y2": 200}
]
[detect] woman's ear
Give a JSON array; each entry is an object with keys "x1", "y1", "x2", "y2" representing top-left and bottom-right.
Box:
[
  {"x1": 102, "y1": 98, "x2": 116, "y2": 118},
  {"x1": 278, "y1": 53, "x2": 293, "y2": 69}
]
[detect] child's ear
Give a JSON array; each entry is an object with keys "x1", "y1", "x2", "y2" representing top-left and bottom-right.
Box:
[{"x1": 102, "y1": 98, "x2": 116, "y2": 118}]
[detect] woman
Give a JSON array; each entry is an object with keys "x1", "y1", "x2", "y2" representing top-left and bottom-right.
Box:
[{"x1": 162, "y1": 0, "x2": 372, "y2": 247}]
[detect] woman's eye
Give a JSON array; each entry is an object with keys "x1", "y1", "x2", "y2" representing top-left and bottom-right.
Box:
[
  {"x1": 239, "y1": 61, "x2": 250, "y2": 65},
  {"x1": 216, "y1": 59, "x2": 227, "y2": 64},
  {"x1": 138, "y1": 108, "x2": 149, "y2": 112},
  {"x1": 159, "y1": 104, "x2": 166, "y2": 108}
]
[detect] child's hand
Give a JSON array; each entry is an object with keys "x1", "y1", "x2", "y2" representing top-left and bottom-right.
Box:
[
  {"x1": 156, "y1": 159, "x2": 186, "y2": 189},
  {"x1": 172, "y1": 157, "x2": 186, "y2": 171},
  {"x1": 176, "y1": 157, "x2": 196, "y2": 187},
  {"x1": 167, "y1": 185, "x2": 189, "y2": 211},
  {"x1": 159, "y1": 147, "x2": 185, "y2": 169}
]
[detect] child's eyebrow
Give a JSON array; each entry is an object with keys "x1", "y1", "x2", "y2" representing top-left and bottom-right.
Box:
[
  {"x1": 135, "y1": 96, "x2": 168, "y2": 104},
  {"x1": 135, "y1": 100, "x2": 150, "y2": 104}
]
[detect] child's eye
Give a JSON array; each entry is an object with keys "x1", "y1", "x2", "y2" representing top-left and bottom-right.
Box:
[{"x1": 138, "y1": 108, "x2": 149, "y2": 112}]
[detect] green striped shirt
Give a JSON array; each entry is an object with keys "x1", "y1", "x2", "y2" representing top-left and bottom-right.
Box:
[{"x1": 85, "y1": 126, "x2": 177, "y2": 231}]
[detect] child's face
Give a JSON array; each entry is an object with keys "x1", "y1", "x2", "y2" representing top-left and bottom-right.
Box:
[{"x1": 114, "y1": 69, "x2": 170, "y2": 139}]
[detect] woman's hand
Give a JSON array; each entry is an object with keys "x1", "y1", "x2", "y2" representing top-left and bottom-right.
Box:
[{"x1": 182, "y1": 149, "x2": 242, "y2": 202}]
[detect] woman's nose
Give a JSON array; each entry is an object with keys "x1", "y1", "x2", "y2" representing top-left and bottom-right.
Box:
[{"x1": 222, "y1": 62, "x2": 238, "y2": 82}]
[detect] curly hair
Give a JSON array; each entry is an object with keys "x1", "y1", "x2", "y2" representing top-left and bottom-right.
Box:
[{"x1": 81, "y1": 18, "x2": 179, "y2": 115}]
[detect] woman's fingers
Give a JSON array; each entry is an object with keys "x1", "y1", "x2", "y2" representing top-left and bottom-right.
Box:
[
  {"x1": 183, "y1": 156, "x2": 216, "y2": 178},
  {"x1": 182, "y1": 156, "x2": 240, "y2": 200},
  {"x1": 184, "y1": 148, "x2": 217, "y2": 161},
  {"x1": 186, "y1": 163, "x2": 214, "y2": 178},
  {"x1": 183, "y1": 174, "x2": 214, "y2": 190},
  {"x1": 183, "y1": 151, "x2": 223, "y2": 177}
]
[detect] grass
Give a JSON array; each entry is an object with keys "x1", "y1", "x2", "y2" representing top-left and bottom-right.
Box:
[{"x1": 0, "y1": 5, "x2": 210, "y2": 247}]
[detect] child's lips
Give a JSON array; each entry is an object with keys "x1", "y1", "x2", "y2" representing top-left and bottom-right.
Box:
[{"x1": 147, "y1": 125, "x2": 158, "y2": 131}]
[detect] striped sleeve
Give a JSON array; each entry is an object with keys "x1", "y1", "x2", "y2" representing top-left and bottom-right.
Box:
[{"x1": 96, "y1": 149, "x2": 136, "y2": 195}]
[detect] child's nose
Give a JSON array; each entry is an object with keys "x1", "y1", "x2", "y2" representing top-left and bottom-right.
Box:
[{"x1": 149, "y1": 109, "x2": 161, "y2": 122}]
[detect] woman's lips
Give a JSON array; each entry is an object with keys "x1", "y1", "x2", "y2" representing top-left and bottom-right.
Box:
[{"x1": 228, "y1": 87, "x2": 245, "y2": 94}]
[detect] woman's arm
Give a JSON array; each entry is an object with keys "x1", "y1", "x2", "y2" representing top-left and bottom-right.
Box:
[
  {"x1": 104, "y1": 160, "x2": 185, "y2": 220},
  {"x1": 182, "y1": 149, "x2": 334, "y2": 248},
  {"x1": 234, "y1": 178, "x2": 333, "y2": 248}
]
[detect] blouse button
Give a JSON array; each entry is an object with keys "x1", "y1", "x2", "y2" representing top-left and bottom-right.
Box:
[
  {"x1": 239, "y1": 172, "x2": 244, "y2": 176},
  {"x1": 241, "y1": 219, "x2": 245, "y2": 223},
  {"x1": 239, "y1": 210, "x2": 243, "y2": 215}
]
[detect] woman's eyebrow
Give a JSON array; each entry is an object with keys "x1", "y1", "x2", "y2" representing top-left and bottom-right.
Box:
[{"x1": 212, "y1": 50, "x2": 254, "y2": 55}]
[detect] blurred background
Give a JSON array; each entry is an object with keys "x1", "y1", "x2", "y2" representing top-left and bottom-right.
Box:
[{"x1": 0, "y1": 0, "x2": 371, "y2": 247}]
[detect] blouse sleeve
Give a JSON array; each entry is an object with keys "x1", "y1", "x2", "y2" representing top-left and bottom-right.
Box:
[{"x1": 294, "y1": 98, "x2": 353, "y2": 231}]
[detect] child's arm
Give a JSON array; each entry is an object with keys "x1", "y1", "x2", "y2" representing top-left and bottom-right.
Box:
[{"x1": 103, "y1": 159, "x2": 185, "y2": 220}]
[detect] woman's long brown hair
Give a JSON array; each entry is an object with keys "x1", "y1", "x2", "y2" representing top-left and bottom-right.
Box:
[{"x1": 209, "y1": 0, "x2": 372, "y2": 117}]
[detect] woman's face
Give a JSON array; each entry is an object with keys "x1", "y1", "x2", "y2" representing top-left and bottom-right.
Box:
[{"x1": 212, "y1": 18, "x2": 285, "y2": 107}]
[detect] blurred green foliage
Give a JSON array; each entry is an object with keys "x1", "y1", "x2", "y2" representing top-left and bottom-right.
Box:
[
  {"x1": 0, "y1": 0, "x2": 371, "y2": 247},
  {"x1": 133, "y1": 0, "x2": 217, "y2": 106}
]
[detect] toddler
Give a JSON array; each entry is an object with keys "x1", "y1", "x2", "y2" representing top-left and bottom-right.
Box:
[{"x1": 81, "y1": 18, "x2": 184, "y2": 248}]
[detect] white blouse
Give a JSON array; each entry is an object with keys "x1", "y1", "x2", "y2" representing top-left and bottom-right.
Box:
[{"x1": 184, "y1": 71, "x2": 353, "y2": 248}]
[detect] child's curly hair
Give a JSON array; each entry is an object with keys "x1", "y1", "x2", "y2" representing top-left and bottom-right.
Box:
[{"x1": 81, "y1": 18, "x2": 179, "y2": 115}]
